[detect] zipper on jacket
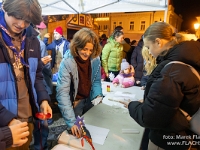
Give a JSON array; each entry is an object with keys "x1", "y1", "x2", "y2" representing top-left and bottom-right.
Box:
[{"x1": 24, "y1": 37, "x2": 38, "y2": 115}]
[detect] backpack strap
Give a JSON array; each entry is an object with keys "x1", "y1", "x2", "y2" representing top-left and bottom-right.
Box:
[
  {"x1": 165, "y1": 61, "x2": 200, "y2": 80},
  {"x1": 165, "y1": 61, "x2": 200, "y2": 121}
]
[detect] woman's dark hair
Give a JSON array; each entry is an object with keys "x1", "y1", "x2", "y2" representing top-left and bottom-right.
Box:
[
  {"x1": 111, "y1": 30, "x2": 124, "y2": 40},
  {"x1": 101, "y1": 34, "x2": 107, "y2": 39},
  {"x1": 114, "y1": 26, "x2": 123, "y2": 31},
  {"x1": 3, "y1": 0, "x2": 42, "y2": 25},
  {"x1": 131, "y1": 40, "x2": 136, "y2": 45},
  {"x1": 124, "y1": 38, "x2": 130, "y2": 44}
]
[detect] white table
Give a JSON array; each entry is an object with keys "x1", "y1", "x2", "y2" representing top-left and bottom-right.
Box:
[
  {"x1": 84, "y1": 104, "x2": 144, "y2": 150},
  {"x1": 101, "y1": 81, "x2": 144, "y2": 109},
  {"x1": 51, "y1": 81, "x2": 145, "y2": 150},
  {"x1": 52, "y1": 104, "x2": 144, "y2": 150}
]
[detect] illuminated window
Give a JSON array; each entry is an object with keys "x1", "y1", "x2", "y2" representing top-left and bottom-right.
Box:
[
  {"x1": 104, "y1": 25, "x2": 108, "y2": 30},
  {"x1": 140, "y1": 21, "x2": 145, "y2": 30},
  {"x1": 119, "y1": 21, "x2": 122, "y2": 27},
  {"x1": 113, "y1": 22, "x2": 116, "y2": 30},
  {"x1": 130, "y1": 21, "x2": 134, "y2": 30}
]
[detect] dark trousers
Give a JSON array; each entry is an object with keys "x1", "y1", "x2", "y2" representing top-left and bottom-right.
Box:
[
  {"x1": 141, "y1": 128, "x2": 150, "y2": 150},
  {"x1": 73, "y1": 98, "x2": 94, "y2": 118},
  {"x1": 33, "y1": 120, "x2": 49, "y2": 150}
]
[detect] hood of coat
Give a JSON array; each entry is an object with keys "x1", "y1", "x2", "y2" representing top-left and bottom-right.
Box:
[
  {"x1": 161, "y1": 41, "x2": 200, "y2": 69},
  {"x1": 64, "y1": 49, "x2": 73, "y2": 59},
  {"x1": 26, "y1": 25, "x2": 39, "y2": 38},
  {"x1": 137, "y1": 38, "x2": 144, "y2": 48}
]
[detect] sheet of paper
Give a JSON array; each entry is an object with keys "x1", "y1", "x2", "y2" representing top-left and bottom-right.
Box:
[
  {"x1": 85, "y1": 124, "x2": 110, "y2": 145},
  {"x1": 114, "y1": 91, "x2": 136, "y2": 99},
  {"x1": 110, "y1": 96, "x2": 131, "y2": 102}
]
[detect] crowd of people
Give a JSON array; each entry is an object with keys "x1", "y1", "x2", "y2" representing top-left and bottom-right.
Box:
[{"x1": 0, "y1": 0, "x2": 200, "y2": 150}]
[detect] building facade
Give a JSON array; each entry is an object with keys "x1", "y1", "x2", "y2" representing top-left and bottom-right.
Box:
[{"x1": 94, "y1": 5, "x2": 182, "y2": 41}]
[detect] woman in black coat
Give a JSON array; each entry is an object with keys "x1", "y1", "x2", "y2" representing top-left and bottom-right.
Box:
[{"x1": 121, "y1": 22, "x2": 200, "y2": 150}]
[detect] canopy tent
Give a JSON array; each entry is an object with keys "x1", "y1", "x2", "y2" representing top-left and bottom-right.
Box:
[
  {"x1": 0, "y1": 0, "x2": 168, "y2": 15},
  {"x1": 38, "y1": 0, "x2": 168, "y2": 15}
]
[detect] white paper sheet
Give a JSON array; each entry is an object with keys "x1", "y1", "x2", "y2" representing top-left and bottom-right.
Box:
[
  {"x1": 85, "y1": 124, "x2": 110, "y2": 145},
  {"x1": 114, "y1": 91, "x2": 136, "y2": 99}
]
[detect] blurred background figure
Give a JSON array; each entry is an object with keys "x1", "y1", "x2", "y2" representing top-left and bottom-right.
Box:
[
  {"x1": 101, "y1": 67, "x2": 106, "y2": 81},
  {"x1": 100, "y1": 34, "x2": 107, "y2": 48},
  {"x1": 126, "y1": 40, "x2": 137, "y2": 64},
  {"x1": 43, "y1": 26, "x2": 70, "y2": 74},
  {"x1": 35, "y1": 22, "x2": 53, "y2": 95},
  {"x1": 131, "y1": 37, "x2": 144, "y2": 86}
]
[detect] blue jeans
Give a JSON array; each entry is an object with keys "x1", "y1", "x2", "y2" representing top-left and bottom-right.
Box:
[
  {"x1": 74, "y1": 98, "x2": 93, "y2": 117},
  {"x1": 74, "y1": 99, "x2": 86, "y2": 117},
  {"x1": 33, "y1": 119, "x2": 49, "y2": 150}
]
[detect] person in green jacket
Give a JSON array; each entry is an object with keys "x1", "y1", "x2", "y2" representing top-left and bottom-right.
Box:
[{"x1": 102, "y1": 30, "x2": 124, "y2": 81}]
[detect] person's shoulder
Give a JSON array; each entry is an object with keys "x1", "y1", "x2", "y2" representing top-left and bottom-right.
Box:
[
  {"x1": 38, "y1": 39, "x2": 45, "y2": 46},
  {"x1": 91, "y1": 56, "x2": 100, "y2": 63},
  {"x1": 63, "y1": 38, "x2": 70, "y2": 44},
  {"x1": 63, "y1": 50, "x2": 73, "y2": 59},
  {"x1": 161, "y1": 62, "x2": 193, "y2": 80},
  {"x1": 26, "y1": 25, "x2": 38, "y2": 38},
  {"x1": 103, "y1": 42, "x2": 112, "y2": 49}
]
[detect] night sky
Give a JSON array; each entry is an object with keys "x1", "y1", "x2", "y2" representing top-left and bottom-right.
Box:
[{"x1": 173, "y1": 0, "x2": 200, "y2": 33}]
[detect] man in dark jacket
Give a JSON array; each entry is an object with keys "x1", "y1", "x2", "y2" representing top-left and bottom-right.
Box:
[
  {"x1": 131, "y1": 38, "x2": 144, "y2": 86},
  {"x1": 0, "y1": 0, "x2": 52, "y2": 149}
]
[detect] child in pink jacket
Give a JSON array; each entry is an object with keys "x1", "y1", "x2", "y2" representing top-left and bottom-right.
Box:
[{"x1": 112, "y1": 59, "x2": 135, "y2": 88}]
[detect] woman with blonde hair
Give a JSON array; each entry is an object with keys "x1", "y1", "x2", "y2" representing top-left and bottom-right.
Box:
[
  {"x1": 56, "y1": 28, "x2": 103, "y2": 138},
  {"x1": 142, "y1": 46, "x2": 157, "y2": 75},
  {"x1": 121, "y1": 22, "x2": 200, "y2": 150}
]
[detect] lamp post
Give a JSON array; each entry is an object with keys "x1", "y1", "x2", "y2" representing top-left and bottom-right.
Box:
[{"x1": 194, "y1": 23, "x2": 200, "y2": 38}]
